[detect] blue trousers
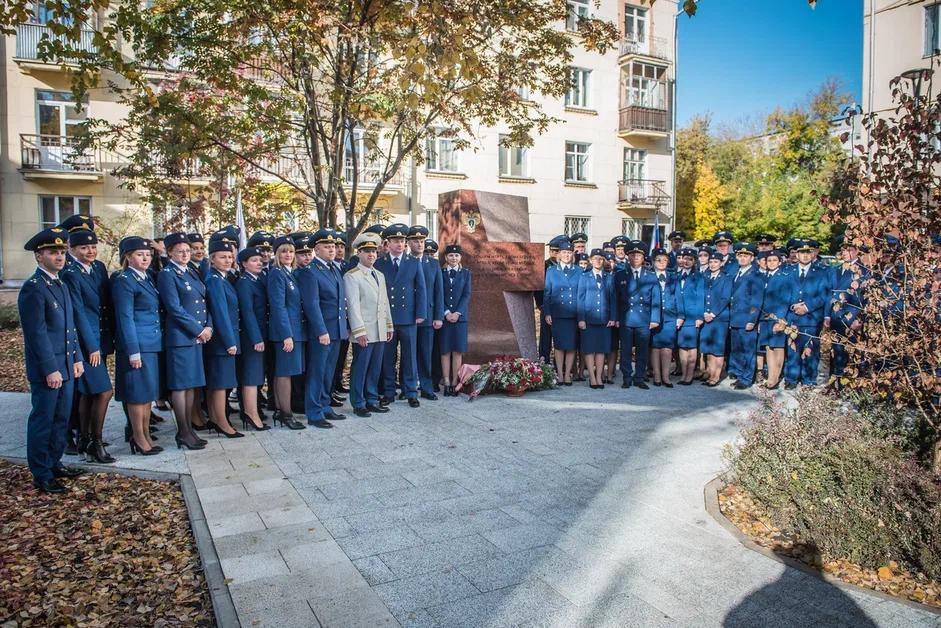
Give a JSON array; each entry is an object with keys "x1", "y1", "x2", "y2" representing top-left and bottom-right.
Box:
[
  {"x1": 382, "y1": 324, "x2": 418, "y2": 399},
  {"x1": 538, "y1": 311, "x2": 552, "y2": 363},
  {"x1": 619, "y1": 326, "x2": 651, "y2": 383},
  {"x1": 829, "y1": 321, "x2": 854, "y2": 376},
  {"x1": 416, "y1": 325, "x2": 435, "y2": 392},
  {"x1": 28, "y1": 378, "x2": 74, "y2": 482},
  {"x1": 305, "y1": 339, "x2": 340, "y2": 421},
  {"x1": 351, "y1": 341, "x2": 385, "y2": 409},
  {"x1": 730, "y1": 327, "x2": 759, "y2": 385},
  {"x1": 784, "y1": 326, "x2": 821, "y2": 385}
]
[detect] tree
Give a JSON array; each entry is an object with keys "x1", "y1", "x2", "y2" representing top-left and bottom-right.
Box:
[
  {"x1": 675, "y1": 114, "x2": 711, "y2": 234},
  {"x1": 691, "y1": 162, "x2": 725, "y2": 241},
  {"x1": 69, "y1": 0, "x2": 617, "y2": 238}
]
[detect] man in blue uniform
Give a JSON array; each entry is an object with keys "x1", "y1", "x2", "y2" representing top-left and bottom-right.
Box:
[
  {"x1": 825, "y1": 235, "x2": 869, "y2": 382},
  {"x1": 614, "y1": 240, "x2": 661, "y2": 389},
  {"x1": 375, "y1": 224, "x2": 427, "y2": 407},
  {"x1": 712, "y1": 230, "x2": 737, "y2": 274},
  {"x1": 536, "y1": 236, "x2": 565, "y2": 363},
  {"x1": 570, "y1": 232, "x2": 588, "y2": 256},
  {"x1": 728, "y1": 242, "x2": 764, "y2": 390},
  {"x1": 666, "y1": 231, "x2": 685, "y2": 271},
  {"x1": 19, "y1": 228, "x2": 86, "y2": 493},
  {"x1": 408, "y1": 225, "x2": 444, "y2": 400},
  {"x1": 784, "y1": 239, "x2": 829, "y2": 389},
  {"x1": 187, "y1": 232, "x2": 210, "y2": 278},
  {"x1": 330, "y1": 231, "x2": 352, "y2": 405}
]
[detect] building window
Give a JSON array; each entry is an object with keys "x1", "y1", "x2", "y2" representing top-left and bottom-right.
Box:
[
  {"x1": 625, "y1": 61, "x2": 667, "y2": 109},
  {"x1": 565, "y1": 67, "x2": 592, "y2": 108},
  {"x1": 623, "y1": 148, "x2": 647, "y2": 181},
  {"x1": 621, "y1": 218, "x2": 638, "y2": 239},
  {"x1": 566, "y1": 0, "x2": 589, "y2": 32},
  {"x1": 641, "y1": 224, "x2": 665, "y2": 247},
  {"x1": 426, "y1": 208, "x2": 437, "y2": 240},
  {"x1": 564, "y1": 215, "x2": 591, "y2": 239},
  {"x1": 565, "y1": 141, "x2": 591, "y2": 182},
  {"x1": 40, "y1": 195, "x2": 91, "y2": 229},
  {"x1": 425, "y1": 132, "x2": 459, "y2": 173},
  {"x1": 499, "y1": 136, "x2": 529, "y2": 178},
  {"x1": 926, "y1": 4, "x2": 940, "y2": 56},
  {"x1": 624, "y1": 6, "x2": 647, "y2": 43}
]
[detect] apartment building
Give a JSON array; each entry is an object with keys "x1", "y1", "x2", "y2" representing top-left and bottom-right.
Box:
[
  {"x1": 0, "y1": 0, "x2": 677, "y2": 284},
  {"x1": 862, "y1": 0, "x2": 938, "y2": 117}
]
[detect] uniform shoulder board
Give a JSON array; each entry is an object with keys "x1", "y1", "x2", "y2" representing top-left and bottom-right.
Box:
[{"x1": 348, "y1": 267, "x2": 360, "y2": 274}]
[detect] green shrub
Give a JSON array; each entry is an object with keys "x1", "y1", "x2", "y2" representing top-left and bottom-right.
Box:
[
  {"x1": 0, "y1": 304, "x2": 20, "y2": 330},
  {"x1": 723, "y1": 389, "x2": 941, "y2": 579}
]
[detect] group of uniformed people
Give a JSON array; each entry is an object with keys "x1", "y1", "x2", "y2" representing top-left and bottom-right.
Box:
[
  {"x1": 539, "y1": 228, "x2": 872, "y2": 393},
  {"x1": 18, "y1": 217, "x2": 472, "y2": 493}
]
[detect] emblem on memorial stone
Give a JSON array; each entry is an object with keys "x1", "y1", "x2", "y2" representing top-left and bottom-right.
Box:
[{"x1": 462, "y1": 210, "x2": 481, "y2": 234}]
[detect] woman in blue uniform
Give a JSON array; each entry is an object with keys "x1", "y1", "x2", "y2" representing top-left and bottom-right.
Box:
[
  {"x1": 675, "y1": 248, "x2": 704, "y2": 385},
  {"x1": 62, "y1": 228, "x2": 116, "y2": 463},
  {"x1": 544, "y1": 240, "x2": 580, "y2": 385},
  {"x1": 205, "y1": 241, "x2": 244, "y2": 438},
  {"x1": 576, "y1": 249, "x2": 616, "y2": 389},
  {"x1": 235, "y1": 247, "x2": 270, "y2": 430},
  {"x1": 266, "y1": 237, "x2": 306, "y2": 430},
  {"x1": 649, "y1": 249, "x2": 680, "y2": 387},
  {"x1": 112, "y1": 237, "x2": 163, "y2": 455},
  {"x1": 700, "y1": 252, "x2": 733, "y2": 387},
  {"x1": 156, "y1": 232, "x2": 210, "y2": 450},
  {"x1": 439, "y1": 244, "x2": 471, "y2": 396},
  {"x1": 759, "y1": 249, "x2": 791, "y2": 389}
]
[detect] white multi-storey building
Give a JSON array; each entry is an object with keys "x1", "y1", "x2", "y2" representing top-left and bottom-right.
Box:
[{"x1": 0, "y1": 0, "x2": 677, "y2": 284}]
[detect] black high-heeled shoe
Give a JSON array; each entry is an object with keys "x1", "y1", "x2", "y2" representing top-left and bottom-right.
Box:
[
  {"x1": 240, "y1": 411, "x2": 270, "y2": 431},
  {"x1": 192, "y1": 420, "x2": 212, "y2": 432},
  {"x1": 272, "y1": 410, "x2": 306, "y2": 430},
  {"x1": 85, "y1": 439, "x2": 116, "y2": 463},
  {"x1": 663, "y1": 382, "x2": 674, "y2": 388},
  {"x1": 129, "y1": 439, "x2": 163, "y2": 455},
  {"x1": 209, "y1": 422, "x2": 245, "y2": 438},
  {"x1": 176, "y1": 434, "x2": 207, "y2": 450}
]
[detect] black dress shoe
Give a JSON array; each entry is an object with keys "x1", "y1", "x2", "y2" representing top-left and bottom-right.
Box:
[
  {"x1": 420, "y1": 391, "x2": 438, "y2": 401},
  {"x1": 325, "y1": 411, "x2": 346, "y2": 421},
  {"x1": 380, "y1": 396, "x2": 395, "y2": 405},
  {"x1": 621, "y1": 381, "x2": 631, "y2": 389},
  {"x1": 433, "y1": 384, "x2": 441, "y2": 393},
  {"x1": 353, "y1": 408, "x2": 372, "y2": 418},
  {"x1": 33, "y1": 477, "x2": 67, "y2": 494},
  {"x1": 635, "y1": 382, "x2": 649, "y2": 390},
  {"x1": 733, "y1": 382, "x2": 752, "y2": 390},
  {"x1": 64, "y1": 439, "x2": 79, "y2": 456},
  {"x1": 337, "y1": 385, "x2": 350, "y2": 394},
  {"x1": 52, "y1": 465, "x2": 84, "y2": 478},
  {"x1": 677, "y1": 380, "x2": 693, "y2": 386},
  {"x1": 308, "y1": 419, "x2": 334, "y2": 429},
  {"x1": 330, "y1": 398, "x2": 344, "y2": 408},
  {"x1": 784, "y1": 382, "x2": 798, "y2": 390},
  {"x1": 653, "y1": 381, "x2": 662, "y2": 387},
  {"x1": 366, "y1": 404, "x2": 390, "y2": 413},
  {"x1": 729, "y1": 374, "x2": 738, "y2": 382},
  {"x1": 408, "y1": 398, "x2": 420, "y2": 408},
  {"x1": 397, "y1": 392, "x2": 407, "y2": 401}
]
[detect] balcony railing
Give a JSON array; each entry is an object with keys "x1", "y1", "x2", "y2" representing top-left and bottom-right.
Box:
[
  {"x1": 15, "y1": 23, "x2": 96, "y2": 62},
  {"x1": 618, "y1": 179, "x2": 669, "y2": 206},
  {"x1": 343, "y1": 164, "x2": 406, "y2": 188},
  {"x1": 619, "y1": 106, "x2": 669, "y2": 134},
  {"x1": 20, "y1": 134, "x2": 100, "y2": 173},
  {"x1": 619, "y1": 36, "x2": 671, "y2": 62}
]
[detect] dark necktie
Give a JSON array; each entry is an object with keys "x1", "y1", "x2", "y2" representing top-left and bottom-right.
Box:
[
  {"x1": 658, "y1": 273, "x2": 665, "y2": 286},
  {"x1": 449, "y1": 269, "x2": 456, "y2": 281},
  {"x1": 800, "y1": 268, "x2": 806, "y2": 281},
  {"x1": 393, "y1": 257, "x2": 399, "y2": 276},
  {"x1": 371, "y1": 270, "x2": 379, "y2": 286}
]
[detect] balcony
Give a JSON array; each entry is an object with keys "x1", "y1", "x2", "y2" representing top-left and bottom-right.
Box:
[
  {"x1": 618, "y1": 179, "x2": 669, "y2": 209},
  {"x1": 20, "y1": 134, "x2": 102, "y2": 181},
  {"x1": 14, "y1": 23, "x2": 96, "y2": 70},
  {"x1": 343, "y1": 164, "x2": 406, "y2": 194},
  {"x1": 618, "y1": 105, "x2": 670, "y2": 138},
  {"x1": 619, "y1": 36, "x2": 671, "y2": 63}
]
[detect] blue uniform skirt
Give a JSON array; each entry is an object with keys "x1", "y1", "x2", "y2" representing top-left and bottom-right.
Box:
[
  {"x1": 676, "y1": 321, "x2": 700, "y2": 350},
  {"x1": 760, "y1": 319, "x2": 787, "y2": 349},
  {"x1": 440, "y1": 321, "x2": 468, "y2": 353},
  {"x1": 699, "y1": 320, "x2": 729, "y2": 356},
  {"x1": 116, "y1": 351, "x2": 160, "y2": 404},
  {"x1": 206, "y1": 354, "x2": 238, "y2": 389},
  {"x1": 580, "y1": 324, "x2": 611, "y2": 354},
  {"x1": 237, "y1": 346, "x2": 266, "y2": 386},
  {"x1": 273, "y1": 340, "x2": 305, "y2": 377},
  {"x1": 651, "y1": 320, "x2": 678, "y2": 349},
  {"x1": 551, "y1": 317, "x2": 578, "y2": 351},
  {"x1": 78, "y1": 358, "x2": 112, "y2": 395},
  {"x1": 165, "y1": 344, "x2": 206, "y2": 390}
]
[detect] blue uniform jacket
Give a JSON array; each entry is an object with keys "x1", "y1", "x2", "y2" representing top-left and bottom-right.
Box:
[
  {"x1": 828, "y1": 262, "x2": 869, "y2": 328},
  {"x1": 236, "y1": 272, "x2": 268, "y2": 347},
  {"x1": 544, "y1": 264, "x2": 581, "y2": 320},
  {"x1": 416, "y1": 255, "x2": 444, "y2": 327},
  {"x1": 157, "y1": 263, "x2": 210, "y2": 347},
  {"x1": 205, "y1": 269, "x2": 241, "y2": 355},
  {"x1": 443, "y1": 267, "x2": 471, "y2": 320},
  {"x1": 19, "y1": 269, "x2": 84, "y2": 383},
  {"x1": 112, "y1": 269, "x2": 163, "y2": 355},
  {"x1": 786, "y1": 265, "x2": 829, "y2": 328},
  {"x1": 62, "y1": 259, "x2": 113, "y2": 356},
  {"x1": 615, "y1": 267, "x2": 662, "y2": 328},
  {"x1": 297, "y1": 258, "x2": 349, "y2": 341},
  {"x1": 676, "y1": 270, "x2": 703, "y2": 321},
  {"x1": 375, "y1": 254, "x2": 427, "y2": 326},
  {"x1": 576, "y1": 271, "x2": 616, "y2": 325},
  {"x1": 654, "y1": 271, "x2": 682, "y2": 322},
  {"x1": 702, "y1": 272, "x2": 732, "y2": 322},
  {"x1": 729, "y1": 266, "x2": 764, "y2": 328},
  {"x1": 189, "y1": 257, "x2": 210, "y2": 280},
  {"x1": 267, "y1": 266, "x2": 305, "y2": 342},
  {"x1": 761, "y1": 270, "x2": 792, "y2": 325}
]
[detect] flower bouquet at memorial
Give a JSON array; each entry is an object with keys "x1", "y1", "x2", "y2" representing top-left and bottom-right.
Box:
[{"x1": 464, "y1": 356, "x2": 556, "y2": 400}]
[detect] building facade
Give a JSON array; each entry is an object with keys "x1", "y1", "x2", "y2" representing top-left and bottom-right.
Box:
[{"x1": 0, "y1": 0, "x2": 677, "y2": 284}]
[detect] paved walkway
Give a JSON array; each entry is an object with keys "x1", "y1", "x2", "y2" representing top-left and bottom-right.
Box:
[{"x1": 1, "y1": 387, "x2": 939, "y2": 627}]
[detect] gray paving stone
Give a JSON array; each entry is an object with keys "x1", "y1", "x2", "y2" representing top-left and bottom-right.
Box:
[
  {"x1": 343, "y1": 503, "x2": 453, "y2": 535},
  {"x1": 201, "y1": 488, "x2": 305, "y2": 520},
  {"x1": 321, "y1": 516, "x2": 356, "y2": 539},
  {"x1": 243, "y1": 477, "x2": 293, "y2": 495},
  {"x1": 353, "y1": 555, "x2": 398, "y2": 586},
  {"x1": 377, "y1": 534, "x2": 504, "y2": 578},
  {"x1": 307, "y1": 585, "x2": 399, "y2": 628},
  {"x1": 234, "y1": 599, "x2": 321, "y2": 628},
  {"x1": 219, "y1": 549, "x2": 289, "y2": 585},
  {"x1": 280, "y1": 540, "x2": 352, "y2": 573},
  {"x1": 457, "y1": 546, "x2": 563, "y2": 593},
  {"x1": 425, "y1": 578, "x2": 574, "y2": 628},
  {"x1": 298, "y1": 490, "x2": 388, "y2": 519},
  {"x1": 336, "y1": 525, "x2": 426, "y2": 560},
  {"x1": 207, "y1": 511, "x2": 266, "y2": 539},
  {"x1": 408, "y1": 507, "x2": 523, "y2": 543},
  {"x1": 318, "y1": 475, "x2": 415, "y2": 500},
  {"x1": 480, "y1": 522, "x2": 562, "y2": 553},
  {"x1": 373, "y1": 568, "x2": 479, "y2": 616},
  {"x1": 258, "y1": 504, "x2": 318, "y2": 528},
  {"x1": 376, "y1": 480, "x2": 472, "y2": 507},
  {"x1": 196, "y1": 482, "x2": 248, "y2": 504},
  {"x1": 213, "y1": 522, "x2": 330, "y2": 559},
  {"x1": 290, "y1": 469, "x2": 357, "y2": 489}
]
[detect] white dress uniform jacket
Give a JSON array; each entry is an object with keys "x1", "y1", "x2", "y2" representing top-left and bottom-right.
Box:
[{"x1": 344, "y1": 263, "x2": 394, "y2": 343}]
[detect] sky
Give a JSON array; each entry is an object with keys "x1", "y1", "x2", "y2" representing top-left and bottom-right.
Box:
[{"x1": 676, "y1": 0, "x2": 863, "y2": 133}]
